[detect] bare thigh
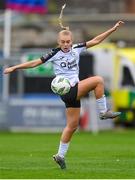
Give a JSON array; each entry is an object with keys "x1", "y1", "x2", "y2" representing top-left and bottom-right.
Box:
[{"x1": 77, "y1": 76, "x2": 104, "y2": 100}]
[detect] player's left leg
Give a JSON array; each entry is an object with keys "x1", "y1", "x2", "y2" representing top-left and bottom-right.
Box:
[
  {"x1": 77, "y1": 76, "x2": 121, "y2": 119},
  {"x1": 53, "y1": 107, "x2": 80, "y2": 169}
]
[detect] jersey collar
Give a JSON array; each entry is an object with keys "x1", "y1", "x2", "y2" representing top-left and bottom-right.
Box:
[{"x1": 60, "y1": 48, "x2": 72, "y2": 54}]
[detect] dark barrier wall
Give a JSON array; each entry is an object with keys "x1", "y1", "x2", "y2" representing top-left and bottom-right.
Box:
[
  {"x1": 24, "y1": 77, "x2": 53, "y2": 93},
  {"x1": 79, "y1": 52, "x2": 94, "y2": 80}
]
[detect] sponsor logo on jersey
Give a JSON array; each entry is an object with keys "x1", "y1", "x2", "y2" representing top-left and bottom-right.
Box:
[{"x1": 60, "y1": 60, "x2": 77, "y2": 69}]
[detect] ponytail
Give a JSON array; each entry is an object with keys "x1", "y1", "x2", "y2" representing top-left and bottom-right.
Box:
[{"x1": 58, "y1": 4, "x2": 69, "y2": 31}]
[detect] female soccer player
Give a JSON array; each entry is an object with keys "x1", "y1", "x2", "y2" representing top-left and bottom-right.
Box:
[{"x1": 4, "y1": 4, "x2": 124, "y2": 169}]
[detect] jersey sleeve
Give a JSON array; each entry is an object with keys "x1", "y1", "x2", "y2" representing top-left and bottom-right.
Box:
[
  {"x1": 40, "y1": 48, "x2": 60, "y2": 63},
  {"x1": 73, "y1": 42, "x2": 86, "y2": 55}
]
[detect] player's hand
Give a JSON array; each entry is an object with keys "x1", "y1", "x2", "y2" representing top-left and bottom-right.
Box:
[
  {"x1": 113, "y1": 21, "x2": 124, "y2": 31},
  {"x1": 4, "y1": 67, "x2": 15, "y2": 74}
]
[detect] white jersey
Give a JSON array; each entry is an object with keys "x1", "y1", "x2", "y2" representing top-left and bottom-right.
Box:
[{"x1": 40, "y1": 43, "x2": 86, "y2": 87}]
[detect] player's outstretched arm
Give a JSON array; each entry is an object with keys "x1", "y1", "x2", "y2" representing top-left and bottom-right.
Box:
[
  {"x1": 4, "y1": 58, "x2": 43, "y2": 74},
  {"x1": 86, "y1": 20, "x2": 124, "y2": 48}
]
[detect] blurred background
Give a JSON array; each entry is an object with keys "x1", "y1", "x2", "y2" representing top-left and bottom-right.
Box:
[{"x1": 0, "y1": 0, "x2": 135, "y2": 132}]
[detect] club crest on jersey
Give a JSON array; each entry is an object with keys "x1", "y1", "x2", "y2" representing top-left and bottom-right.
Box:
[{"x1": 71, "y1": 52, "x2": 76, "y2": 56}]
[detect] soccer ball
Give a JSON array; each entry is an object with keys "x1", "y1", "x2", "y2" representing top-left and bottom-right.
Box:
[{"x1": 51, "y1": 76, "x2": 71, "y2": 95}]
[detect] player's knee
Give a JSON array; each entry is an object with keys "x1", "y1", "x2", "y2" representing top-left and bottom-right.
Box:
[{"x1": 96, "y1": 76, "x2": 104, "y2": 85}]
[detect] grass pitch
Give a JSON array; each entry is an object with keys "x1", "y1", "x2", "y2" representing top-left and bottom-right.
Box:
[{"x1": 0, "y1": 130, "x2": 135, "y2": 179}]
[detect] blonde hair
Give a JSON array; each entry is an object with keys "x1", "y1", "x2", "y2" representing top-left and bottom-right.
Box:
[
  {"x1": 58, "y1": 4, "x2": 73, "y2": 41},
  {"x1": 58, "y1": 4, "x2": 69, "y2": 31},
  {"x1": 59, "y1": 30, "x2": 72, "y2": 36}
]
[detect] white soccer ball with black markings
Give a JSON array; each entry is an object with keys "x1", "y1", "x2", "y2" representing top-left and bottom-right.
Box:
[{"x1": 51, "y1": 76, "x2": 71, "y2": 95}]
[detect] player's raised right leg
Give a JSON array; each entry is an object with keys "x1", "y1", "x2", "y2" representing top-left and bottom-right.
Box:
[{"x1": 77, "y1": 76, "x2": 121, "y2": 119}]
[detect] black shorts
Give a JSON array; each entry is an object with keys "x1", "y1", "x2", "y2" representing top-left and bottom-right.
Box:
[{"x1": 60, "y1": 83, "x2": 81, "y2": 108}]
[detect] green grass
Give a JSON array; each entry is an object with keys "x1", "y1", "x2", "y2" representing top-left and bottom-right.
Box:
[{"x1": 0, "y1": 130, "x2": 135, "y2": 179}]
